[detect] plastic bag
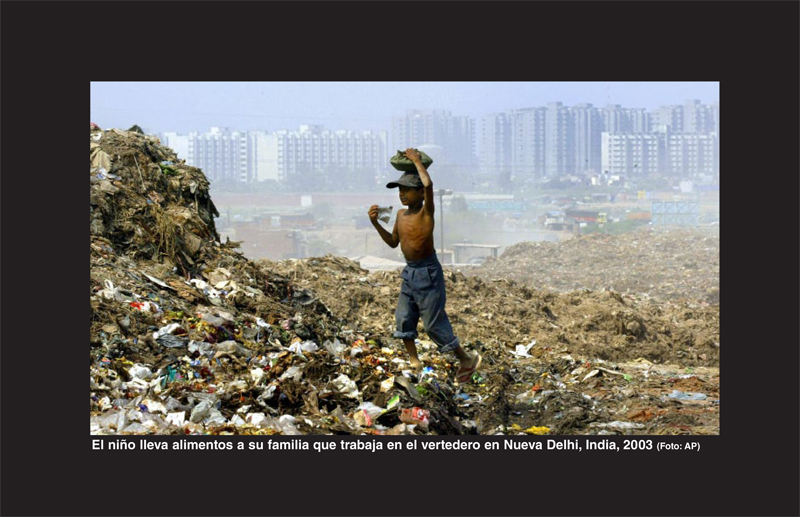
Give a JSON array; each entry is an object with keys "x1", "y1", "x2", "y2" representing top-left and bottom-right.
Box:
[
  {"x1": 512, "y1": 339, "x2": 536, "y2": 357},
  {"x1": 128, "y1": 364, "x2": 152, "y2": 381},
  {"x1": 353, "y1": 402, "x2": 385, "y2": 427},
  {"x1": 288, "y1": 340, "x2": 319, "y2": 356},
  {"x1": 153, "y1": 323, "x2": 181, "y2": 339},
  {"x1": 331, "y1": 374, "x2": 360, "y2": 399},
  {"x1": 377, "y1": 206, "x2": 393, "y2": 223},
  {"x1": 390, "y1": 149, "x2": 433, "y2": 171},
  {"x1": 324, "y1": 338, "x2": 346, "y2": 359},
  {"x1": 190, "y1": 400, "x2": 213, "y2": 423}
]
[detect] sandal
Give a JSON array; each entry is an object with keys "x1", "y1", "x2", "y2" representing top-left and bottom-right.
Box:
[{"x1": 455, "y1": 353, "x2": 483, "y2": 383}]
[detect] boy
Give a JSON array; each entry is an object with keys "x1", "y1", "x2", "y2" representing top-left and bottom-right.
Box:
[{"x1": 368, "y1": 148, "x2": 481, "y2": 383}]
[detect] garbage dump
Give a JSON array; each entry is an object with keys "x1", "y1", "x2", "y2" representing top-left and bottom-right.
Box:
[
  {"x1": 258, "y1": 256, "x2": 720, "y2": 435},
  {"x1": 471, "y1": 230, "x2": 720, "y2": 303},
  {"x1": 90, "y1": 125, "x2": 719, "y2": 436}
]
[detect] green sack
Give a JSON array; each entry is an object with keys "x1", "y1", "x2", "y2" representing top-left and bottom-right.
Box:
[{"x1": 390, "y1": 149, "x2": 433, "y2": 171}]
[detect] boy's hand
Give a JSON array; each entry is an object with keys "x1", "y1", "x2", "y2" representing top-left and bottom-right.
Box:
[
  {"x1": 403, "y1": 148, "x2": 422, "y2": 164},
  {"x1": 368, "y1": 205, "x2": 379, "y2": 223}
]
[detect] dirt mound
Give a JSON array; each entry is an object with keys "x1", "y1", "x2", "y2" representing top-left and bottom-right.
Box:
[
  {"x1": 470, "y1": 229, "x2": 719, "y2": 303},
  {"x1": 266, "y1": 258, "x2": 719, "y2": 368},
  {"x1": 252, "y1": 255, "x2": 720, "y2": 435},
  {"x1": 90, "y1": 128, "x2": 472, "y2": 436},
  {"x1": 90, "y1": 127, "x2": 719, "y2": 436},
  {"x1": 90, "y1": 126, "x2": 220, "y2": 272}
]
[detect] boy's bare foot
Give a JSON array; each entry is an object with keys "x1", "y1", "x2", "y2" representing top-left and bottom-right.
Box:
[{"x1": 402, "y1": 339, "x2": 421, "y2": 371}]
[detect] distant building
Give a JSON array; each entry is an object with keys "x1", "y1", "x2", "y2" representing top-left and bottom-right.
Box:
[
  {"x1": 571, "y1": 103, "x2": 604, "y2": 176},
  {"x1": 711, "y1": 101, "x2": 720, "y2": 137},
  {"x1": 392, "y1": 109, "x2": 476, "y2": 169},
  {"x1": 451, "y1": 243, "x2": 501, "y2": 265},
  {"x1": 602, "y1": 105, "x2": 651, "y2": 134},
  {"x1": 160, "y1": 126, "x2": 386, "y2": 185},
  {"x1": 544, "y1": 102, "x2": 572, "y2": 177},
  {"x1": 160, "y1": 132, "x2": 189, "y2": 162},
  {"x1": 480, "y1": 102, "x2": 667, "y2": 182},
  {"x1": 509, "y1": 107, "x2": 547, "y2": 182},
  {"x1": 186, "y1": 127, "x2": 250, "y2": 182},
  {"x1": 158, "y1": 99, "x2": 719, "y2": 188},
  {"x1": 252, "y1": 132, "x2": 280, "y2": 182},
  {"x1": 228, "y1": 215, "x2": 311, "y2": 260},
  {"x1": 602, "y1": 129, "x2": 719, "y2": 178},
  {"x1": 602, "y1": 132, "x2": 664, "y2": 177},
  {"x1": 235, "y1": 228, "x2": 305, "y2": 260},
  {"x1": 276, "y1": 125, "x2": 388, "y2": 185},
  {"x1": 162, "y1": 127, "x2": 276, "y2": 183},
  {"x1": 652, "y1": 104, "x2": 685, "y2": 133},
  {"x1": 664, "y1": 131, "x2": 719, "y2": 178},
  {"x1": 478, "y1": 112, "x2": 512, "y2": 186},
  {"x1": 683, "y1": 99, "x2": 716, "y2": 134}
]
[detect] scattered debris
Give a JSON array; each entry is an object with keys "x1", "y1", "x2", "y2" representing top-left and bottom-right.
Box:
[
  {"x1": 90, "y1": 126, "x2": 719, "y2": 436},
  {"x1": 472, "y1": 230, "x2": 720, "y2": 303}
]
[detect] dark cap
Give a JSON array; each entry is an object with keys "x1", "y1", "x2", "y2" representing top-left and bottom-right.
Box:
[{"x1": 386, "y1": 172, "x2": 424, "y2": 189}]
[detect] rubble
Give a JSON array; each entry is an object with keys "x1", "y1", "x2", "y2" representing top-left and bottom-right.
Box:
[
  {"x1": 91, "y1": 126, "x2": 719, "y2": 436},
  {"x1": 253, "y1": 253, "x2": 720, "y2": 435},
  {"x1": 471, "y1": 230, "x2": 720, "y2": 303}
]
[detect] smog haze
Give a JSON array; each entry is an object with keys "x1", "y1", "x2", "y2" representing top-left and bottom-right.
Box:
[{"x1": 90, "y1": 81, "x2": 720, "y2": 265}]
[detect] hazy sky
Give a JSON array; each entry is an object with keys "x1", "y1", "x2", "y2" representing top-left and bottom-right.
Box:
[{"x1": 90, "y1": 82, "x2": 719, "y2": 134}]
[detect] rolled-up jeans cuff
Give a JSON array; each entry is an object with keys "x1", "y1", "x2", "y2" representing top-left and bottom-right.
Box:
[
  {"x1": 437, "y1": 336, "x2": 460, "y2": 353},
  {"x1": 393, "y1": 330, "x2": 418, "y2": 340}
]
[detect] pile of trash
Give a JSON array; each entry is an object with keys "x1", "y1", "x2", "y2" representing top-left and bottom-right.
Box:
[
  {"x1": 90, "y1": 127, "x2": 464, "y2": 435},
  {"x1": 90, "y1": 124, "x2": 220, "y2": 272},
  {"x1": 259, "y1": 256, "x2": 720, "y2": 435},
  {"x1": 90, "y1": 126, "x2": 719, "y2": 436},
  {"x1": 471, "y1": 230, "x2": 720, "y2": 303},
  {"x1": 262, "y1": 257, "x2": 719, "y2": 368}
]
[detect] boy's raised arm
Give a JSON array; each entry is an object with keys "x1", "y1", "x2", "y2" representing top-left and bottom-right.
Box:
[{"x1": 404, "y1": 148, "x2": 435, "y2": 215}]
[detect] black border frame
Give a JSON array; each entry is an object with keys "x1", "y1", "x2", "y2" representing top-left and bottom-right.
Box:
[{"x1": 2, "y1": 1, "x2": 798, "y2": 516}]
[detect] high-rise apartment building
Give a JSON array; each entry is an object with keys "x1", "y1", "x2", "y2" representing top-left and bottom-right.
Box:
[
  {"x1": 602, "y1": 105, "x2": 651, "y2": 133},
  {"x1": 509, "y1": 107, "x2": 547, "y2": 181},
  {"x1": 159, "y1": 126, "x2": 385, "y2": 186},
  {"x1": 629, "y1": 108, "x2": 652, "y2": 133},
  {"x1": 602, "y1": 133, "x2": 665, "y2": 176},
  {"x1": 544, "y1": 102, "x2": 573, "y2": 177},
  {"x1": 276, "y1": 125, "x2": 388, "y2": 186},
  {"x1": 251, "y1": 132, "x2": 279, "y2": 182},
  {"x1": 711, "y1": 102, "x2": 720, "y2": 136},
  {"x1": 481, "y1": 100, "x2": 718, "y2": 182},
  {"x1": 603, "y1": 105, "x2": 630, "y2": 133},
  {"x1": 391, "y1": 110, "x2": 475, "y2": 168},
  {"x1": 652, "y1": 104, "x2": 685, "y2": 133},
  {"x1": 187, "y1": 127, "x2": 249, "y2": 183},
  {"x1": 602, "y1": 129, "x2": 719, "y2": 178},
  {"x1": 664, "y1": 131, "x2": 719, "y2": 177},
  {"x1": 160, "y1": 132, "x2": 190, "y2": 162},
  {"x1": 683, "y1": 99, "x2": 716, "y2": 134},
  {"x1": 478, "y1": 108, "x2": 547, "y2": 188},
  {"x1": 571, "y1": 103, "x2": 604, "y2": 175},
  {"x1": 478, "y1": 112, "x2": 512, "y2": 183}
]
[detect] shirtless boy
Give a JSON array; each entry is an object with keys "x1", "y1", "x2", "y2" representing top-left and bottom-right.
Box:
[{"x1": 368, "y1": 148, "x2": 481, "y2": 383}]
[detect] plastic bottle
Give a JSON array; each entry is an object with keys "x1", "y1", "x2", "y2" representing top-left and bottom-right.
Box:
[{"x1": 399, "y1": 407, "x2": 430, "y2": 430}]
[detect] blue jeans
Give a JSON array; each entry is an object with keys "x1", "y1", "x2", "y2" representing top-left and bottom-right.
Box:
[{"x1": 393, "y1": 253, "x2": 460, "y2": 353}]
